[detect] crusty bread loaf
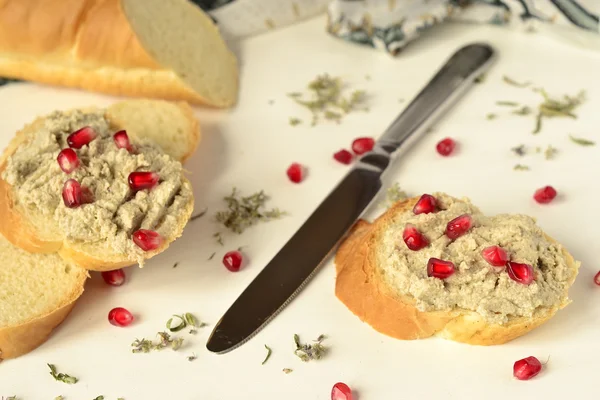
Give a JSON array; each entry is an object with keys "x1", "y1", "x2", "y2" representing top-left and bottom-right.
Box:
[
  {"x1": 335, "y1": 195, "x2": 580, "y2": 345},
  {"x1": 0, "y1": 0, "x2": 238, "y2": 108},
  {"x1": 0, "y1": 234, "x2": 88, "y2": 360},
  {"x1": 0, "y1": 100, "x2": 197, "y2": 271}
]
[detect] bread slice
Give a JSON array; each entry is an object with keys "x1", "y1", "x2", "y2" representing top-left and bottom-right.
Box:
[
  {"x1": 0, "y1": 100, "x2": 197, "y2": 271},
  {"x1": 335, "y1": 194, "x2": 580, "y2": 345},
  {"x1": 0, "y1": 0, "x2": 238, "y2": 107},
  {"x1": 0, "y1": 233, "x2": 88, "y2": 360}
]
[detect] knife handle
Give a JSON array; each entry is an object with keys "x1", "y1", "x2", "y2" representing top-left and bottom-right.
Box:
[{"x1": 377, "y1": 43, "x2": 496, "y2": 154}]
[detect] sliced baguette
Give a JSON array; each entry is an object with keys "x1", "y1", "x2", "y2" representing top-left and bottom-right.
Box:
[
  {"x1": 0, "y1": 99, "x2": 197, "y2": 271},
  {"x1": 0, "y1": 0, "x2": 238, "y2": 108},
  {"x1": 0, "y1": 233, "x2": 88, "y2": 360},
  {"x1": 335, "y1": 196, "x2": 580, "y2": 345}
]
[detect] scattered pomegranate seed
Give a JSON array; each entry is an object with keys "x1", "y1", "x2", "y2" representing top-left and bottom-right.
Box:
[
  {"x1": 403, "y1": 224, "x2": 429, "y2": 251},
  {"x1": 132, "y1": 229, "x2": 164, "y2": 251},
  {"x1": 286, "y1": 163, "x2": 305, "y2": 183},
  {"x1": 331, "y1": 382, "x2": 353, "y2": 400},
  {"x1": 128, "y1": 171, "x2": 159, "y2": 191},
  {"x1": 481, "y1": 246, "x2": 508, "y2": 268},
  {"x1": 513, "y1": 356, "x2": 542, "y2": 380},
  {"x1": 101, "y1": 269, "x2": 126, "y2": 286},
  {"x1": 594, "y1": 271, "x2": 600, "y2": 286},
  {"x1": 533, "y1": 186, "x2": 557, "y2": 204},
  {"x1": 351, "y1": 137, "x2": 375, "y2": 155},
  {"x1": 62, "y1": 179, "x2": 83, "y2": 208},
  {"x1": 223, "y1": 250, "x2": 243, "y2": 272},
  {"x1": 108, "y1": 307, "x2": 134, "y2": 327},
  {"x1": 333, "y1": 149, "x2": 353, "y2": 165},
  {"x1": 57, "y1": 148, "x2": 80, "y2": 174},
  {"x1": 67, "y1": 126, "x2": 97, "y2": 149},
  {"x1": 427, "y1": 258, "x2": 455, "y2": 279},
  {"x1": 506, "y1": 261, "x2": 534, "y2": 285},
  {"x1": 413, "y1": 194, "x2": 437, "y2": 215},
  {"x1": 113, "y1": 130, "x2": 133, "y2": 152},
  {"x1": 436, "y1": 137, "x2": 456, "y2": 156},
  {"x1": 445, "y1": 214, "x2": 473, "y2": 240}
]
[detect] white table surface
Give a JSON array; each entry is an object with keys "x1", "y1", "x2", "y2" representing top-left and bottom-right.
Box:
[{"x1": 1, "y1": 15, "x2": 600, "y2": 400}]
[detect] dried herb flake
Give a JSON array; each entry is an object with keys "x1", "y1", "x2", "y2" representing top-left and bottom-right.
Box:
[
  {"x1": 93, "y1": 397, "x2": 104, "y2": 400},
  {"x1": 496, "y1": 101, "x2": 519, "y2": 107},
  {"x1": 215, "y1": 188, "x2": 285, "y2": 235},
  {"x1": 131, "y1": 332, "x2": 184, "y2": 353},
  {"x1": 502, "y1": 75, "x2": 531, "y2": 88},
  {"x1": 283, "y1": 368, "x2": 293, "y2": 374},
  {"x1": 262, "y1": 345, "x2": 272, "y2": 365},
  {"x1": 569, "y1": 134, "x2": 595, "y2": 146},
  {"x1": 513, "y1": 164, "x2": 530, "y2": 171},
  {"x1": 534, "y1": 89, "x2": 585, "y2": 134},
  {"x1": 511, "y1": 145, "x2": 527, "y2": 156},
  {"x1": 188, "y1": 353, "x2": 197, "y2": 362},
  {"x1": 48, "y1": 364, "x2": 78, "y2": 385},
  {"x1": 289, "y1": 117, "x2": 302, "y2": 126},
  {"x1": 293, "y1": 334, "x2": 328, "y2": 362},
  {"x1": 486, "y1": 113, "x2": 497, "y2": 120},
  {"x1": 544, "y1": 145, "x2": 558, "y2": 160},
  {"x1": 190, "y1": 208, "x2": 208, "y2": 222}
]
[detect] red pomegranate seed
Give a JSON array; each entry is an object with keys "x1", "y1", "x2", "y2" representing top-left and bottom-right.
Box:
[
  {"x1": 101, "y1": 269, "x2": 126, "y2": 286},
  {"x1": 403, "y1": 224, "x2": 429, "y2": 251},
  {"x1": 57, "y1": 148, "x2": 80, "y2": 174},
  {"x1": 533, "y1": 186, "x2": 557, "y2": 204},
  {"x1": 108, "y1": 307, "x2": 134, "y2": 327},
  {"x1": 286, "y1": 163, "x2": 305, "y2": 183},
  {"x1": 594, "y1": 271, "x2": 600, "y2": 286},
  {"x1": 445, "y1": 214, "x2": 473, "y2": 240},
  {"x1": 351, "y1": 137, "x2": 375, "y2": 155},
  {"x1": 113, "y1": 130, "x2": 133, "y2": 152},
  {"x1": 427, "y1": 258, "x2": 455, "y2": 279},
  {"x1": 132, "y1": 229, "x2": 163, "y2": 251},
  {"x1": 331, "y1": 382, "x2": 353, "y2": 400},
  {"x1": 413, "y1": 194, "x2": 437, "y2": 215},
  {"x1": 436, "y1": 137, "x2": 456, "y2": 156},
  {"x1": 333, "y1": 149, "x2": 353, "y2": 165},
  {"x1": 513, "y1": 356, "x2": 542, "y2": 380},
  {"x1": 128, "y1": 172, "x2": 159, "y2": 191},
  {"x1": 482, "y1": 246, "x2": 508, "y2": 268},
  {"x1": 506, "y1": 261, "x2": 534, "y2": 285},
  {"x1": 67, "y1": 126, "x2": 97, "y2": 149},
  {"x1": 223, "y1": 250, "x2": 243, "y2": 272},
  {"x1": 62, "y1": 179, "x2": 82, "y2": 208}
]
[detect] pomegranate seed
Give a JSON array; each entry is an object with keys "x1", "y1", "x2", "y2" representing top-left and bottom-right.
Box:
[
  {"x1": 513, "y1": 356, "x2": 542, "y2": 380},
  {"x1": 57, "y1": 148, "x2": 80, "y2": 174},
  {"x1": 436, "y1": 137, "x2": 456, "y2": 156},
  {"x1": 113, "y1": 130, "x2": 133, "y2": 152},
  {"x1": 67, "y1": 126, "x2": 97, "y2": 149},
  {"x1": 333, "y1": 149, "x2": 353, "y2": 165},
  {"x1": 62, "y1": 179, "x2": 82, "y2": 208},
  {"x1": 331, "y1": 382, "x2": 353, "y2": 400},
  {"x1": 286, "y1": 163, "x2": 305, "y2": 183},
  {"x1": 403, "y1": 224, "x2": 429, "y2": 251},
  {"x1": 132, "y1": 229, "x2": 163, "y2": 251},
  {"x1": 594, "y1": 270, "x2": 600, "y2": 286},
  {"x1": 413, "y1": 194, "x2": 437, "y2": 215},
  {"x1": 427, "y1": 258, "x2": 455, "y2": 279},
  {"x1": 128, "y1": 172, "x2": 159, "y2": 191},
  {"x1": 534, "y1": 186, "x2": 557, "y2": 204},
  {"x1": 481, "y1": 246, "x2": 508, "y2": 268},
  {"x1": 223, "y1": 250, "x2": 243, "y2": 272},
  {"x1": 101, "y1": 269, "x2": 126, "y2": 286},
  {"x1": 351, "y1": 137, "x2": 375, "y2": 155},
  {"x1": 506, "y1": 261, "x2": 534, "y2": 285},
  {"x1": 445, "y1": 214, "x2": 473, "y2": 240},
  {"x1": 108, "y1": 307, "x2": 134, "y2": 327}
]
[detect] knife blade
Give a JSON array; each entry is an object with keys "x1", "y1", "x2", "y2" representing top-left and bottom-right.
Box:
[{"x1": 207, "y1": 43, "x2": 496, "y2": 354}]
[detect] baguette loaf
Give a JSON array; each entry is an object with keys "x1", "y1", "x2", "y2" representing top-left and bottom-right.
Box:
[
  {"x1": 335, "y1": 193, "x2": 580, "y2": 345},
  {"x1": 0, "y1": 0, "x2": 238, "y2": 108},
  {"x1": 0, "y1": 100, "x2": 197, "y2": 271}
]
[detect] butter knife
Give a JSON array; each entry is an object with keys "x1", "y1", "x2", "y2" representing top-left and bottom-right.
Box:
[{"x1": 207, "y1": 43, "x2": 496, "y2": 354}]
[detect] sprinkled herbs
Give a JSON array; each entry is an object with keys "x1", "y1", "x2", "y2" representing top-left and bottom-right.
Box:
[
  {"x1": 166, "y1": 313, "x2": 205, "y2": 334},
  {"x1": 512, "y1": 106, "x2": 532, "y2": 116},
  {"x1": 289, "y1": 117, "x2": 302, "y2": 126},
  {"x1": 190, "y1": 208, "x2": 208, "y2": 222},
  {"x1": 511, "y1": 145, "x2": 527, "y2": 156},
  {"x1": 55, "y1": 397, "x2": 64, "y2": 400},
  {"x1": 215, "y1": 188, "x2": 285, "y2": 235},
  {"x1": 48, "y1": 364, "x2": 78, "y2": 384},
  {"x1": 569, "y1": 134, "x2": 595, "y2": 146},
  {"x1": 172, "y1": 262, "x2": 179, "y2": 269},
  {"x1": 93, "y1": 397, "x2": 104, "y2": 400},
  {"x1": 287, "y1": 74, "x2": 367, "y2": 125},
  {"x1": 5, "y1": 397, "x2": 17, "y2": 400},
  {"x1": 496, "y1": 101, "x2": 519, "y2": 107},
  {"x1": 486, "y1": 113, "x2": 497, "y2": 120},
  {"x1": 188, "y1": 353, "x2": 197, "y2": 362},
  {"x1": 544, "y1": 145, "x2": 558, "y2": 160},
  {"x1": 513, "y1": 164, "x2": 530, "y2": 171},
  {"x1": 208, "y1": 252, "x2": 216, "y2": 261},
  {"x1": 293, "y1": 334, "x2": 328, "y2": 362},
  {"x1": 283, "y1": 368, "x2": 293, "y2": 374},
  {"x1": 502, "y1": 75, "x2": 531, "y2": 88},
  {"x1": 131, "y1": 332, "x2": 184, "y2": 353},
  {"x1": 262, "y1": 345, "x2": 272, "y2": 365},
  {"x1": 213, "y1": 232, "x2": 224, "y2": 245},
  {"x1": 533, "y1": 89, "x2": 585, "y2": 134}
]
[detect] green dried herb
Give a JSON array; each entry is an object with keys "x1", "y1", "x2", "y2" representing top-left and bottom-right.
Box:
[
  {"x1": 486, "y1": 113, "x2": 497, "y2": 120},
  {"x1": 293, "y1": 334, "x2": 328, "y2": 362},
  {"x1": 131, "y1": 332, "x2": 184, "y2": 353},
  {"x1": 287, "y1": 74, "x2": 367, "y2": 126},
  {"x1": 496, "y1": 101, "x2": 519, "y2": 107},
  {"x1": 262, "y1": 345, "x2": 272, "y2": 365},
  {"x1": 511, "y1": 145, "x2": 527, "y2": 156},
  {"x1": 289, "y1": 117, "x2": 302, "y2": 126},
  {"x1": 48, "y1": 364, "x2": 78, "y2": 384},
  {"x1": 190, "y1": 208, "x2": 208, "y2": 222},
  {"x1": 513, "y1": 164, "x2": 530, "y2": 171},
  {"x1": 55, "y1": 397, "x2": 64, "y2": 400},
  {"x1": 474, "y1": 73, "x2": 486, "y2": 83},
  {"x1": 93, "y1": 397, "x2": 104, "y2": 400},
  {"x1": 207, "y1": 252, "x2": 216, "y2": 261},
  {"x1": 544, "y1": 145, "x2": 558, "y2": 160},
  {"x1": 172, "y1": 262, "x2": 179, "y2": 269},
  {"x1": 533, "y1": 112, "x2": 543, "y2": 134},
  {"x1": 502, "y1": 75, "x2": 530, "y2": 87},
  {"x1": 215, "y1": 188, "x2": 285, "y2": 235},
  {"x1": 5, "y1": 397, "x2": 17, "y2": 400},
  {"x1": 380, "y1": 183, "x2": 407, "y2": 208},
  {"x1": 534, "y1": 89, "x2": 585, "y2": 134},
  {"x1": 569, "y1": 134, "x2": 595, "y2": 146},
  {"x1": 283, "y1": 368, "x2": 293, "y2": 374},
  {"x1": 213, "y1": 232, "x2": 224, "y2": 245},
  {"x1": 188, "y1": 353, "x2": 197, "y2": 362},
  {"x1": 166, "y1": 315, "x2": 186, "y2": 332},
  {"x1": 512, "y1": 106, "x2": 532, "y2": 116}
]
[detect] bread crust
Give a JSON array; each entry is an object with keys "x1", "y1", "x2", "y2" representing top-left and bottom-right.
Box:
[
  {"x1": 0, "y1": 101, "x2": 196, "y2": 271},
  {"x1": 334, "y1": 197, "x2": 580, "y2": 345}
]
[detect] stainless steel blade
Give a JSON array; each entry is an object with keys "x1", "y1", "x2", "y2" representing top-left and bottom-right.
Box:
[{"x1": 206, "y1": 43, "x2": 496, "y2": 354}]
